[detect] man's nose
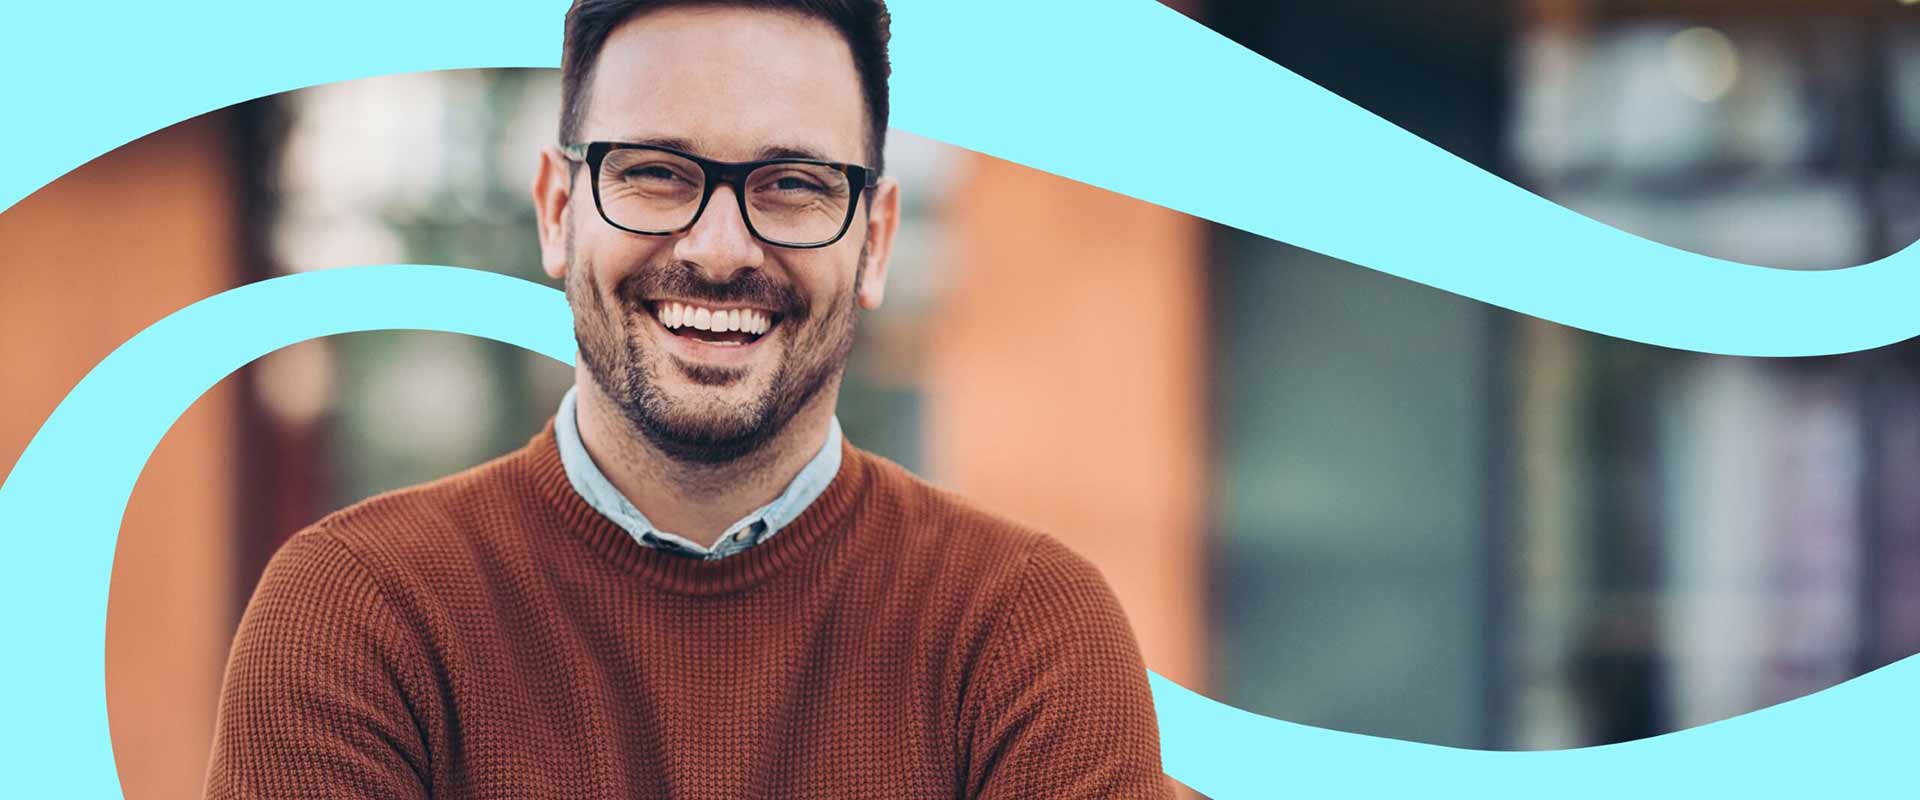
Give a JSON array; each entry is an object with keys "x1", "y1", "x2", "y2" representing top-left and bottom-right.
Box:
[{"x1": 673, "y1": 184, "x2": 765, "y2": 282}]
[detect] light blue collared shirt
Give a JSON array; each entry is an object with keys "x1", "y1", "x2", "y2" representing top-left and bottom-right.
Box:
[{"x1": 554, "y1": 385, "x2": 844, "y2": 560}]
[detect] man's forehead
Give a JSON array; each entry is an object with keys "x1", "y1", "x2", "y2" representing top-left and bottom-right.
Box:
[{"x1": 581, "y1": 6, "x2": 868, "y2": 165}]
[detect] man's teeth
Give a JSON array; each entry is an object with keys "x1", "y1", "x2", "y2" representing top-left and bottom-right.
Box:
[{"x1": 657, "y1": 302, "x2": 772, "y2": 334}]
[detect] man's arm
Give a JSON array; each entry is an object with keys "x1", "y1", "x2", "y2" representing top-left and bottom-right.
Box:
[
  {"x1": 205, "y1": 526, "x2": 434, "y2": 799},
  {"x1": 960, "y1": 536, "x2": 1175, "y2": 799}
]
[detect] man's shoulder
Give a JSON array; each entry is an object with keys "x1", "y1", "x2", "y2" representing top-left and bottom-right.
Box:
[
  {"x1": 848, "y1": 446, "x2": 1110, "y2": 600},
  {"x1": 291, "y1": 441, "x2": 541, "y2": 576},
  {"x1": 853, "y1": 447, "x2": 1039, "y2": 546}
]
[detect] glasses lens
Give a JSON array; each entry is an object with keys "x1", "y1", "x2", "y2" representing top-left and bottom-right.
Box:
[
  {"x1": 597, "y1": 148, "x2": 705, "y2": 233},
  {"x1": 744, "y1": 163, "x2": 855, "y2": 245}
]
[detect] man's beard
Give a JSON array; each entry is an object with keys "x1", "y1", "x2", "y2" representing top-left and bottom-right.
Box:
[{"x1": 566, "y1": 236, "x2": 862, "y2": 465}]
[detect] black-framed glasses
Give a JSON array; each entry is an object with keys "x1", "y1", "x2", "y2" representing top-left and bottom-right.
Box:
[{"x1": 561, "y1": 141, "x2": 876, "y2": 249}]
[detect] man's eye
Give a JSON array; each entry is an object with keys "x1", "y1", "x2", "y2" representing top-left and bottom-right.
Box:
[
  {"x1": 625, "y1": 166, "x2": 682, "y2": 181},
  {"x1": 771, "y1": 176, "x2": 824, "y2": 193}
]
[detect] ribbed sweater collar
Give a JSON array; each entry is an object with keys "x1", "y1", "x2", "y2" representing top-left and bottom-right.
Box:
[{"x1": 518, "y1": 418, "x2": 873, "y2": 596}]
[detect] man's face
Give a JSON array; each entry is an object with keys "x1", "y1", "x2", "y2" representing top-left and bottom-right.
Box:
[{"x1": 535, "y1": 6, "x2": 898, "y2": 464}]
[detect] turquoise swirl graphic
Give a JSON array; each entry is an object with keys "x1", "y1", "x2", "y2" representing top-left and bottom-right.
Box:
[
  {"x1": 1, "y1": 0, "x2": 1916, "y2": 356},
  {"x1": 1, "y1": 266, "x2": 1917, "y2": 798},
  {"x1": 4, "y1": 0, "x2": 1916, "y2": 797}
]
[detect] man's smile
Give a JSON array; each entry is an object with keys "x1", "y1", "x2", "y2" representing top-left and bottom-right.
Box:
[
  {"x1": 648, "y1": 299, "x2": 780, "y2": 346},
  {"x1": 639, "y1": 298, "x2": 786, "y2": 369}
]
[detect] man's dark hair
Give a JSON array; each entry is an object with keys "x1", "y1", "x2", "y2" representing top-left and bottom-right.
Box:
[{"x1": 561, "y1": 0, "x2": 892, "y2": 175}]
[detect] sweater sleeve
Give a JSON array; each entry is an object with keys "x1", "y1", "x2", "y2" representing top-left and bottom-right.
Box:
[
  {"x1": 204, "y1": 526, "x2": 434, "y2": 800},
  {"x1": 960, "y1": 536, "x2": 1175, "y2": 799}
]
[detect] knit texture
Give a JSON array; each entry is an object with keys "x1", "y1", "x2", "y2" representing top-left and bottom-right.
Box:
[{"x1": 205, "y1": 421, "x2": 1172, "y2": 799}]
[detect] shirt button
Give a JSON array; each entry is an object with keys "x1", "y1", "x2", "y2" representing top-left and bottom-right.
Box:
[{"x1": 733, "y1": 528, "x2": 753, "y2": 542}]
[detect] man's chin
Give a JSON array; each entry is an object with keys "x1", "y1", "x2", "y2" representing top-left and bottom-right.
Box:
[
  {"x1": 668, "y1": 356, "x2": 755, "y2": 389},
  {"x1": 633, "y1": 400, "x2": 775, "y2": 465},
  {"x1": 646, "y1": 377, "x2": 768, "y2": 430}
]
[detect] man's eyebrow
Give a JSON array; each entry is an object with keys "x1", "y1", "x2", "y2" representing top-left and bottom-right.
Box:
[
  {"x1": 596, "y1": 136, "x2": 844, "y2": 164},
  {"x1": 754, "y1": 144, "x2": 837, "y2": 162},
  {"x1": 608, "y1": 134, "x2": 698, "y2": 152}
]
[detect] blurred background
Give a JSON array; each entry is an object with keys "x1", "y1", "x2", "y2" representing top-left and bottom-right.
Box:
[{"x1": 2, "y1": 0, "x2": 1918, "y2": 797}]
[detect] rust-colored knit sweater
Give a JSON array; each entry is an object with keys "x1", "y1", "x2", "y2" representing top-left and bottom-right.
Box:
[{"x1": 206, "y1": 421, "x2": 1172, "y2": 799}]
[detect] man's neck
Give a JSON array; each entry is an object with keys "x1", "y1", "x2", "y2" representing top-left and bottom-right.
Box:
[{"x1": 571, "y1": 369, "x2": 837, "y2": 549}]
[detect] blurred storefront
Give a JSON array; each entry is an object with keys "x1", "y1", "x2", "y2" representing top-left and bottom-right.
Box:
[{"x1": 1202, "y1": 0, "x2": 1920, "y2": 753}]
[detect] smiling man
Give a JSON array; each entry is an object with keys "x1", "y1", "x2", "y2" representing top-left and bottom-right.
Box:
[{"x1": 205, "y1": 1, "x2": 1171, "y2": 798}]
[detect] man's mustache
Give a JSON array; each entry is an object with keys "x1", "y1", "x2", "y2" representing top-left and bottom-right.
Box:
[{"x1": 614, "y1": 261, "x2": 808, "y2": 321}]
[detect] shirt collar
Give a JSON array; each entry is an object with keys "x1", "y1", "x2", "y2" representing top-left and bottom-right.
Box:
[{"x1": 553, "y1": 385, "x2": 843, "y2": 560}]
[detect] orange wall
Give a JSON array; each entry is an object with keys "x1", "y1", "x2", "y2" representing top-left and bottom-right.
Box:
[
  {"x1": 928, "y1": 153, "x2": 1210, "y2": 691},
  {"x1": 0, "y1": 113, "x2": 242, "y2": 800}
]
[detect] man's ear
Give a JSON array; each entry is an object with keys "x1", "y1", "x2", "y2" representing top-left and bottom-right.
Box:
[
  {"x1": 855, "y1": 176, "x2": 901, "y2": 311},
  {"x1": 532, "y1": 145, "x2": 575, "y2": 280}
]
